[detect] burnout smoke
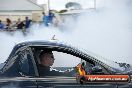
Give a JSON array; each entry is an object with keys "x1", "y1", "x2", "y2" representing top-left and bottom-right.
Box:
[
  {"x1": 67, "y1": 0, "x2": 132, "y2": 64},
  {"x1": 0, "y1": 26, "x2": 64, "y2": 63}
]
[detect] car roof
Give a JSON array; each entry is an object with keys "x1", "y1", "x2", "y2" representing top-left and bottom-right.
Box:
[
  {"x1": 10, "y1": 40, "x2": 104, "y2": 63},
  {"x1": 16, "y1": 40, "x2": 73, "y2": 49},
  {"x1": 2, "y1": 40, "x2": 113, "y2": 74},
  {"x1": 14, "y1": 40, "x2": 109, "y2": 65},
  {"x1": 8, "y1": 40, "x2": 86, "y2": 60}
]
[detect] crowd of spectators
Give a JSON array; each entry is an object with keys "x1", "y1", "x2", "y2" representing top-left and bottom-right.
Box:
[
  {"x1": 0, "y1": 11, "x2": 66, "y2": 32},
  {"x1": 0, "y1": 17, "x2": 31, "y2": 31},
  {"x1": 0, "y1": 11, "x2": 56, "y2": 32}
]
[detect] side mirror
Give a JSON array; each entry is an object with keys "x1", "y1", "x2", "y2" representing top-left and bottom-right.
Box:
[{"x1": 91, "y1": 66, "x2": 103, "y2": 74}]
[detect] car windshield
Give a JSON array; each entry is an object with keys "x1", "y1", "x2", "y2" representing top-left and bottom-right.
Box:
[
  {"x1": 53, "y1": 42, "x2": 125, "y2": 72},
  {"x1": 79, "y1": 48, "x2": 125, "y2": 72}
]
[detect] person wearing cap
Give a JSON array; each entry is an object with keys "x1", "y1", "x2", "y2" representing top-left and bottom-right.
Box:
[{"x1": 38, "y1": 50, "x2": 67, "y2": 76}]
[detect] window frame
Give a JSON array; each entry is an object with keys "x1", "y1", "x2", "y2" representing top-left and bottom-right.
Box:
[
  {"x1": 31, "y1": 45, "x2": 97, "y2": 77},
  {"x1": 15, "y1": 47, "x2": 38, "y2": 77}
]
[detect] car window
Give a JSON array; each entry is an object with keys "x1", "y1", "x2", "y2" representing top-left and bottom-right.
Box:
[
  {"x1": 52, "y1": 51, "x2": 81, "y2": 67},
  {"x1": 52, "y1": 51, "x2": 81, "y2": 73},
  {"x1": 36, "y1": 49, "x2": 110, "y2": 77},
  {"x1": 51, "y1": 51, "x2": 109, "y2": 75},
  {"x1": 18, "y1": 49, "x2": 35, "y2": 76},
  {"x1": 37, "y1": 50, "x2": 82, "y2": 77}
]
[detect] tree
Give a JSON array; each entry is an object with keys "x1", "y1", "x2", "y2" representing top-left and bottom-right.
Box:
[{"x1": 65, "y1": 2, "x2": 82, "y2": 10}]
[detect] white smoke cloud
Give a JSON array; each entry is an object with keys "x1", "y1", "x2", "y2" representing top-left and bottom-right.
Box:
[
  {"x1": 68, "y1": 0, "x2": 132, "y2": 64},
  {"x1": 0, "y1": 26, "x2": 63, "y2": 63}
]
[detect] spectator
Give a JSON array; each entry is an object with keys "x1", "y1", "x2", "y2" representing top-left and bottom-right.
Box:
[
  {"x1": 48, "y1": 11, "x2": 55, "y2": 24},
  {"x1": 42, "y1": 12, "x2": 49, "y2": 26},
  {"x1": 42, "y1": 11, "x2": 55, "y2": 27},
  {"x1": 25, "y1": 17, "x2": 31, "y2": 29},
  {"x1": 0, "y1": 20, "x2": 5, "y2": 30},
  {"x1": 6, "y1": 18, "x2": 12, "y2": 29},
  {"x1": 16, "y1": 18, "x2": 25, "y2": 29}
]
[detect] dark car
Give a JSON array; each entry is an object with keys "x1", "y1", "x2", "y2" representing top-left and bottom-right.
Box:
[{"x1": 0, "y1": 40, "x2": 131, "y2": 88}]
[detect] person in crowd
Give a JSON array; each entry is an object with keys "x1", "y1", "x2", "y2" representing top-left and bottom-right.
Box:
[
  {"x1": 0, "y1": 20, "x2": 5, "y2": 30},
  {"x1": 6, "y1": 18, "x2": 12, "y2": 29},
  {"x1": 38, "y1": 50, "x2": 71, "y2": 76},
  {"x1": 48, "y1": 11, "x2": 55, "y2": 24},
  {"x1": 42, "y1": 12, "x2": 49, "y2": 26},
  {"x1": 42, "y1": 11, "x2": 55, "y2": 27},
  {"x1": 16, "y1": 18, "x2": 25, "y2": 29},
  {"x1": 25, "y1": 17, "x2": 31, "y2": 29}
]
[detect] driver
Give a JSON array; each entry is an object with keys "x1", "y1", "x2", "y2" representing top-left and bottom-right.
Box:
[{"x1": 38, "y1": 50, "x2": 69, "y2": 76}]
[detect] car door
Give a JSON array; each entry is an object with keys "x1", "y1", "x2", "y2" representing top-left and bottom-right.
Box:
[
  {"x1": 0, "y1": 47, "x2": 38, "y2": 88},
  {"x1": 35, "y1": 50, "x2": 117, "y2": 88}
]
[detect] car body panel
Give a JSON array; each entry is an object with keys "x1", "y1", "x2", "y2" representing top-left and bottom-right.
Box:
[{"x1": 0, "y1": 77, "x2": 37, "y2": 88}]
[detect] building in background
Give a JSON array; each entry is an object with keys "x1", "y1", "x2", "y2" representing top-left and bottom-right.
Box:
[
  {"x1": 0, "y1": 0, "x2": 47, "y2": 22},
  {"x1": 0, "y1": 0, "x2": 96, "y2": 27}
]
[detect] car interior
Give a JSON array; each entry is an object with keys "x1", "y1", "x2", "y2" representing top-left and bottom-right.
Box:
[{"x1": 31, "y1": 46, "x2": 110, "y2": 77}]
